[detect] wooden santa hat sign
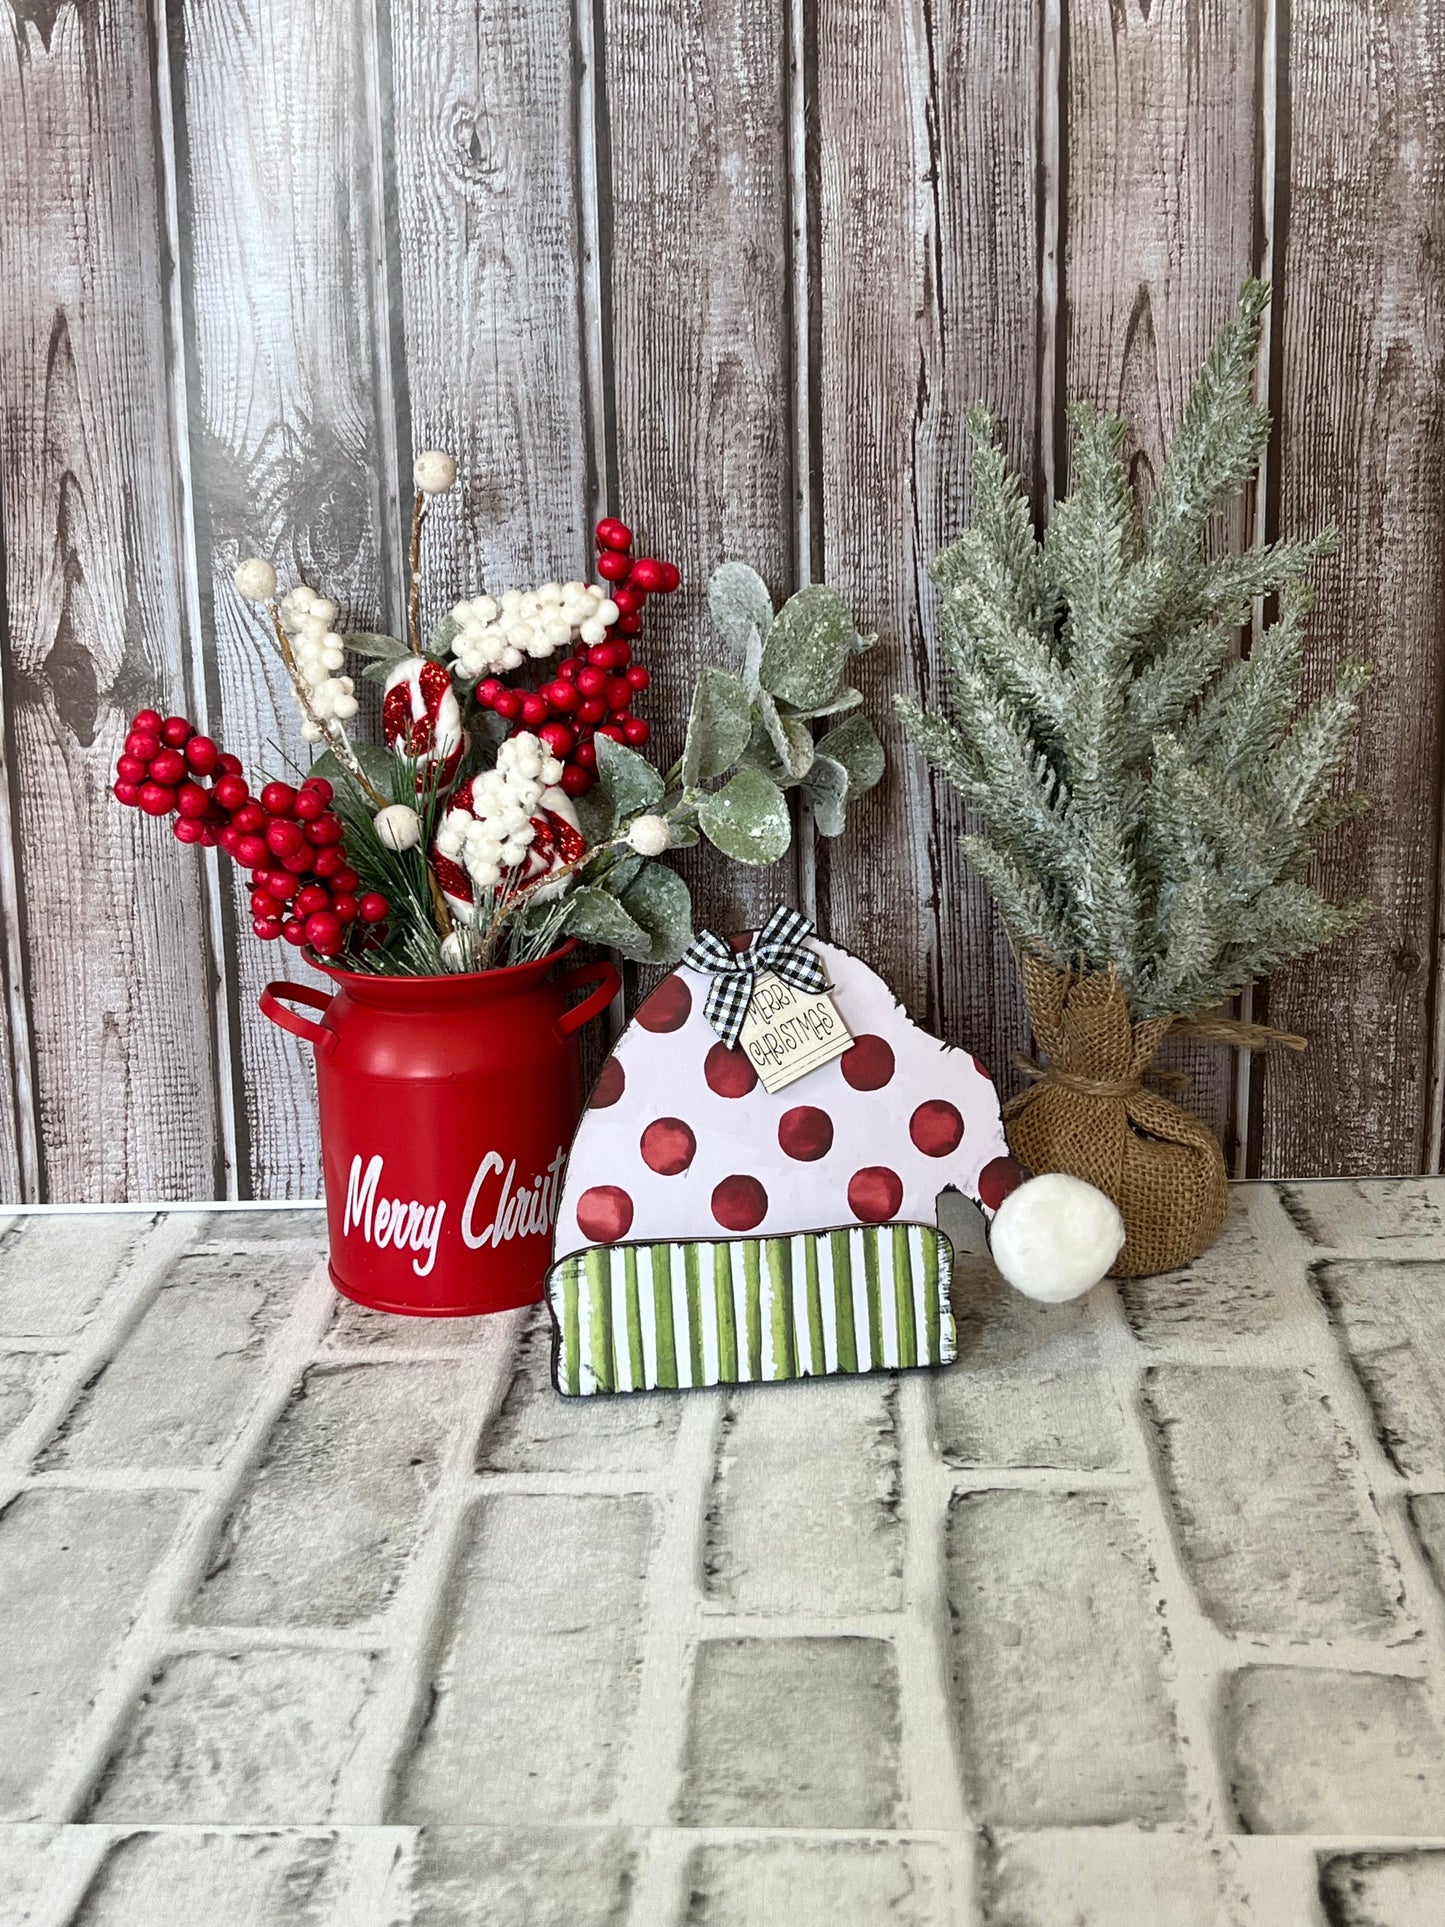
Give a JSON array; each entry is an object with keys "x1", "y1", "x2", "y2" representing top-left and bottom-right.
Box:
[{"x1": 544, "y1": 914, "x2": 1123, "y2": 1397}]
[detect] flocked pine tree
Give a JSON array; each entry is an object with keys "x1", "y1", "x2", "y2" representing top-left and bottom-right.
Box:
[{"x1": 897, "y1": 280, "x2": 1370, "y2": 1022}]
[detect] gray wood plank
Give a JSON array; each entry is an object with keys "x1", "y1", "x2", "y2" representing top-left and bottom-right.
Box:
[
  {"x1": 169, "y1": 0, "x2": 403, "y2": 1196},
  {"x1": 389, "y1": 0, "x2": 591, "y2": 613},
  {"x1": 601, "y1": 0, "x2": 796, "y2": 945},
  {"x1": 1063, "y1": 0, "x2": 1262, "y2": 1164},
  {"x1": 0, "y1": 1, "x2": 227, "y2": 1201},
  {"x1": 811, "y1": 0, "x2": 1040, "y2": 1086},
  {"x1": 1259, "y1": 0, "x2": 1445, "y2": 1176},
  {"x1": 0, "y1": 742, "x2": 34, "y2": 1199}
]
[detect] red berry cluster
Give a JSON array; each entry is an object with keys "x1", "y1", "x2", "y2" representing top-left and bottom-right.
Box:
[
  {"x1": 112, "y1": 709, "x2": 389, "y2": 958},
  {"x1": 472, "y1": 519, "x2": 679, "y2": 798},
  {"x1": 215, "y1": 775, "x2": 388, "y2": 955},
  {"x1": 112, "y1": 709, "x2": 237, "y2": 841}
]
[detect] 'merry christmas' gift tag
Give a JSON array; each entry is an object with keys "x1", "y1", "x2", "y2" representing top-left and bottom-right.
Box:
[
  {"x1": 544, "y1": 917, "x2": 1029, "y2": 1396},
  {"x1": 738, "y1": 972, "x2": 851, "y2": 1093}
]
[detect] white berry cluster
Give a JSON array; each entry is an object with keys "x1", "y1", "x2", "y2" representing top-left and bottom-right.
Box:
[
  {"x1": 448, "y1": 581, "x2": 620, "y2": 680},
  {"x1": 435, "y1": 733, "x2": 566, "y2": 899},
  {"x1": 279, "y1": 587, "x2": 359, "y2": 743}
]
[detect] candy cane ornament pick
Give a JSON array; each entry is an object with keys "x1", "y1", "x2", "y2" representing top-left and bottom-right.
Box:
[{"x1": 382, "y1": 657, "x2": 466, "y2": 787}]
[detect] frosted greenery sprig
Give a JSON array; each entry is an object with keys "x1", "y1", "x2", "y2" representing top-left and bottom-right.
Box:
[
  {"x1": 897, "y1": 279, "x2": 1371, "y2": 1020},
  {"x1": 545, "y1": 568, "x2": 886, "y2": 964}
]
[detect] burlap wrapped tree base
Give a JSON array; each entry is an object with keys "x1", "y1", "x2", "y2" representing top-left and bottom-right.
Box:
[{"x1": 1002, "y1": 958, "x2": 1296, "y2": 1278}]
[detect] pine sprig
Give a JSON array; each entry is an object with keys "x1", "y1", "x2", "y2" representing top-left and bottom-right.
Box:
[{"x1": 899, "y1": 280, "x2": 1372, "y2": 1020}]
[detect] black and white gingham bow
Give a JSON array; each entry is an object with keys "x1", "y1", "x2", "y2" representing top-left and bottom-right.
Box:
[{"x1": 682, "y1": 906, "x2": 829, "y2": 1049}]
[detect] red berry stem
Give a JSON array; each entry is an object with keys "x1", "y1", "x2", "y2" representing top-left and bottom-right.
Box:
[
  {"x1": 469, "y1": 517, "x2": 677, "y2": 795},
  {"x1": 111, "y1": 710, "x2": 390, "y2": 957}
]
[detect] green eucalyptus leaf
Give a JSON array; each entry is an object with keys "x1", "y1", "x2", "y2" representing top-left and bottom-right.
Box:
[
  {"x1": 737, "y1": 719, "x2": 783, "y2": 780},
  {"x1": 682, "y1": 665, "x2": 753, "y2": 784},
  {"x1": 621, "y1": 861, "x2": 693, "y2": 963},
  {"x1": 849, "y1": 629, "x2": 879, "y2": 655},
  {"x1": 667, "y1": 818, "x2": 700, "y2": 848},
  {"x1": 707, "y1": 562, "x2": 774, "y2": 664},
  {"x1": 427, "y1": 613, "x2": 461, "y2": 659},
  {"x1": 596, "y1": 732, "x2": 664, "y2": 817},
  {"x1": 605, "y1": 853, "x2": 644, "y2": 895},
  {"x1": 760, "y1": 585, "x2": 855, "y2": 707},
  {"x1": 777, "y1": 684, "x2": 865, "y2": 721},
  {"x1": 573, "y1": 785, "x2": 617, "y2": 845},
  {"x1": 741, "y1": 622, "x2": 765, "y2": 699},
  {"x1": 360, "y1": 659, "x2": 395, "y2": 684},
  {"x1": 738, "y1": 700, "x2": 812, "y2": 785},
  {"x1": 561, "y1": 885, "x2": 652, "y2": 960},
  {"x1": 698, "y1": 768, "x2": 792, "y2": 867},
  {"x1": 816, "y1": 713, "x2": 886, "y2": 796},
  {"x1": 804, "y1": 751, "x2": 850, "y2": 836},
  {"x1": 344, "y1": 631, "x2": 409, "y2": 662},
  {"x1": 762, "y1": 692, "x2": 815, "y2": 780}
]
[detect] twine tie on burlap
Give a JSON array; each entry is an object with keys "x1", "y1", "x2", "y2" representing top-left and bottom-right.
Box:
[{"x1": 1003, "y1": 955, "x2": 1306, "y2": 1278}]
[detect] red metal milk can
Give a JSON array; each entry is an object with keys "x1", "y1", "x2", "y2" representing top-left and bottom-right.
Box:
[{"x1": 259, "y1": 943, "x2": 618, "y2": 1317}]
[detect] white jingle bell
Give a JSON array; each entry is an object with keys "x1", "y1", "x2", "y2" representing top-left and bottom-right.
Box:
[
  {"x1": 374, "y1": 803, "x2": 422, "y2": 852},
  {"x1": 988, "y1": 1171, "x2": 1125, "y2": 1304}
]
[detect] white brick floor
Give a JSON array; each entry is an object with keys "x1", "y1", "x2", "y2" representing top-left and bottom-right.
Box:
[{"x1": 2, "y1": 1184, "x2": 1445, "y2": 1924}]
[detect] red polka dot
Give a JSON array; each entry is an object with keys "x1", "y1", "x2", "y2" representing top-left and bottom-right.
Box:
[
  {"x1": 972, "y1": 1054, "x2": 991, "y2": 1080},
  {"x1": 576, "y1": 1185, "x2": 634, "y2": 1243},
  {"x1": 640, "y1": 1117, "x2": 696, "y2": 1176},
  {"x1": 635, "y1": 974, "x2": 692, "y2": 1032},
  {"x1": 727, "y1": 931, "x2": 754, "y2": 952},
  {"x1": 978, "y1": 1155, "x2": 1028, "y2": 1212},
  {"x1": 778, "y1": 1106, "x2": 834, "y2": 1161},
  {"x1": 848, "y1": 1166, "x2": 904, "y2": 1224},
  {"x1": 704, "y1": 1041, "x2": 758, "y2": 1098},
  {"x1": 840, "y1": 1035, "x2": 895, "y2": 1091},
  {"x1": 910, "y1": 1099, "x2": 964, "y2": 1157},
  {"x1": 590, "y1": 1058, "x2": 625, "y2": 1108},
  {"x1": 712, "y1": 1175, "x2": 768, "y2": 1232}
]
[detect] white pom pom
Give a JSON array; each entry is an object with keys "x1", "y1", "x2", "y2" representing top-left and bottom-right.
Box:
[
  {"x1": 988, "y1": 1172, "x2": 1125, "y2": 1304},
  {"x1": 234, "y1": 557, "x2": 277, "y2": 602},
  {"x1": 413, "y1": 449, "x2": 457, "y2": 494},
  {"x1": 374, "y1": 803, "x2": 422, "y2": 852},
  {"x1": 627, "y1": 812, "x2": 672, "y2": 857}
]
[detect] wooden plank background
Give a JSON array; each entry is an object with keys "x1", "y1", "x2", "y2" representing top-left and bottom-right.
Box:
[{"x1": 0, "y1": 0, "x2": 1441, "y2": 1201}]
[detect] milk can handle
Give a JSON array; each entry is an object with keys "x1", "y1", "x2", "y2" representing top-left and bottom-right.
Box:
[
  {"x1": 554, "y1": 958, "x2": 622, "y2": 1040},
  {"x1": 259, "y1": 982, "x2": 337, "y2": 1055}
]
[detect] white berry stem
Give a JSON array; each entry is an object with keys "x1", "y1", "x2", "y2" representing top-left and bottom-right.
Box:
[{"x1": 266, "y1": 602, "x2": 388, "y2": 808}]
